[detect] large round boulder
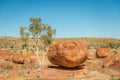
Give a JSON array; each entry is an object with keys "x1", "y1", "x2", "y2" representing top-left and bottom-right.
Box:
[
  {"x1": 47, "y1": 41, "x2": 88, "y2": 68},
  {"x1": 96, "y1": 48, "x2": 113, "y2": 58}
]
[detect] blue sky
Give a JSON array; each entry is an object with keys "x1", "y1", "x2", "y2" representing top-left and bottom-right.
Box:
[{"x1": 0, "y1": 0, "x2": 120, "y2": 38}]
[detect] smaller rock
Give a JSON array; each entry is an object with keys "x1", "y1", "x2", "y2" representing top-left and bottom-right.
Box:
[
  {"x1": 96, "y1": 48, "x2": 113, "y2": 58},
  {"x1": 12, "y1": 54, "x2": 24, "y2": 64},
  {"x1": 102, "y1": 54, "x2": 120, "y2": 68},
  {"x1": 88, "y1": 53, "x2": 96, "y2": 60},
  {"x1": 23, "y1": 54, "x2": 36, "y2": 64},
  {"x1": 12, "y1": 54, "x2": 37, "y2": 68}
]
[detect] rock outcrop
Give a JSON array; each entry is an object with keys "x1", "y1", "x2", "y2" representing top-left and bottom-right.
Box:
[
  {"x1": 12, "y1": 54, "x2": 36, "y2": 65},
  {"x1": 96, "y1": 48, "x2": 113, "y2": 58},
  {"x1": 88, "y1": 53, "x2": 96, "y2": 60},
  {"x1": 102, "y1": 54, "x2": 120, "y2": 68},
  {"x1": 47, "y1": 41, "x2": 88, "y2": 68}
]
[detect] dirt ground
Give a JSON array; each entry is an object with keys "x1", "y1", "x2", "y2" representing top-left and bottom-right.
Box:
[{"x1": 0, "y1": 50, "x2": 120, "y2": 80}]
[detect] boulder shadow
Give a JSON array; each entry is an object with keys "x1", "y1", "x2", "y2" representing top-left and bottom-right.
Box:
[{"x1": 48, "y1": 64, "x2": 85, "y2": 71}]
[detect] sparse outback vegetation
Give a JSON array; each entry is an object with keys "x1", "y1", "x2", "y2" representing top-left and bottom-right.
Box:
[
  {"x1": 1, "y1": 0, "x2": 120, "y2": 80},
  {"x1": 20, "y1": 18, "x2": 56, "y2": 68},
  {"x1": 0, "y1": 37, "x2": 120, "y2": 80},
  {"x1": 1, "y1": 32, "x2": 120, "y2": 80}
]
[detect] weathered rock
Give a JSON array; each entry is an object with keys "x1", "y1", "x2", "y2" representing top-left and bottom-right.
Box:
[
  {"x1": 88, "y1": 53, "x2": 96, "y2": 60},
  {"x1": 12, "y1": 54, "x2": 36, "y2": 65},
  {"x1": 47, "y1": 41, "x2": 88, "y2": 68},
  {"x1": 102, "y1": 54, "x2": 120, "y2": 68},
  {"x1": 23, "y1": 54, "x2": 36, "y2": 64},
  {"x1": 12, "y1": 54, "x2": 24, "y2": 64},
  {"x1": 96, "y1": 48, "x2": 113, "y2": 58}
]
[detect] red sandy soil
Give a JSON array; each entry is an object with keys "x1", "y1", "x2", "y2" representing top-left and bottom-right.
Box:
[{"x1": 0, "y1": 50, "x2": 120, "y2": 80}]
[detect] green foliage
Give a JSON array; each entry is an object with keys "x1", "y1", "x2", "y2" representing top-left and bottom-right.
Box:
[
  {"x1": 29, "y1": 18, "x2": 43, "y2": 38},
  {"x1": 22, "y1": 43, "x2": 28, "y2": 49},
  {"x1": 40, "y1": 25, "x2": 56, "y2": 50},
  {"x1": 19, "y1": 17, "x2": 56, "y2": 68},
  {"x1": 86, "y1": 38, "x2": 120, "y2": 49},
  {"x1": 20, "y1": 27, "x2": 29, "y2": 42},
  {"x1": 20, "y1": 26, "x2": 30, "y2": 50},
  {"x1": 110, "y1": 75, "x2": 117, "y2": 80},
  {"x1": 6, "y1": 65, "x2": 13, "y2": 70},
  {"x1": 36, "y1": 75, "x2": 40, "y2": 79},
  {"x1": 28, "y1": 18, "x2": 56, "y2": 50}
]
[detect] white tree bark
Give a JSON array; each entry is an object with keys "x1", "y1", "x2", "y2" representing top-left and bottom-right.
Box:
[
  {"x1": 35, "y1": 34, "x2": 42, "y2": 68},
  {"x1": 41, "y1": 49, "x2": 45, "y2": 68},
  {"x1": 35, "y1": 45, "x2": 42, "y2": 68}
]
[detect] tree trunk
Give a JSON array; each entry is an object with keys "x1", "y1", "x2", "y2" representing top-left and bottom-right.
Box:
[
  {"x1": 36, "y1": 45, "x2": 42, "y2": 68},
  {"x1": 35, "y1": 37, "x2": 41, "y2": 68},
  {"x1": 41, "y1": 50, "x2": 45, "y2": 68}
]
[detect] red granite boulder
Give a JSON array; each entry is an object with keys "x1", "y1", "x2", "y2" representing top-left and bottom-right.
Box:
[
  {"x1": 12, "y1": 54, "x2": 36, "y2": 65},
  {"x1": 96, "y1": 48, "x2": 113, "y2": 58},
  {"x1": 12, "y1": 54, "x2": 24, "y2": 64},
  {"x1": 47, "y1": 41, "x2": 88, "y2": 68}
]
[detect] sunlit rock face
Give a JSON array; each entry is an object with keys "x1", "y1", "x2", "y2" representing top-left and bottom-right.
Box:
[
  {"x1": 96, "y1": 48, "x2": 113, "y2": 58},
  {"x1": 47, "y1": 41, "x2": 88, "y2": 68}
]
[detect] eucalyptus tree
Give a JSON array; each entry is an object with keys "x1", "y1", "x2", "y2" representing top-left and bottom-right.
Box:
[
  {"x1": 20, "y1": 26, "x2": 29, "y2": 50},
  {"x1": 28, "y1": 18, "x2": 56, "y2": 68},
  {"x1": 40, "y1": 25, "x2": 56, "y2": 67}
]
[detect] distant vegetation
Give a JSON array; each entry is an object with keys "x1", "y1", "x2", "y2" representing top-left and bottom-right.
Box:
[
  {"x1": 55, "y1": 38, "x2": 120, "y2": 48},
  {"x1": 0, "y1": 37, "x2": 120, "y2": 53}
]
